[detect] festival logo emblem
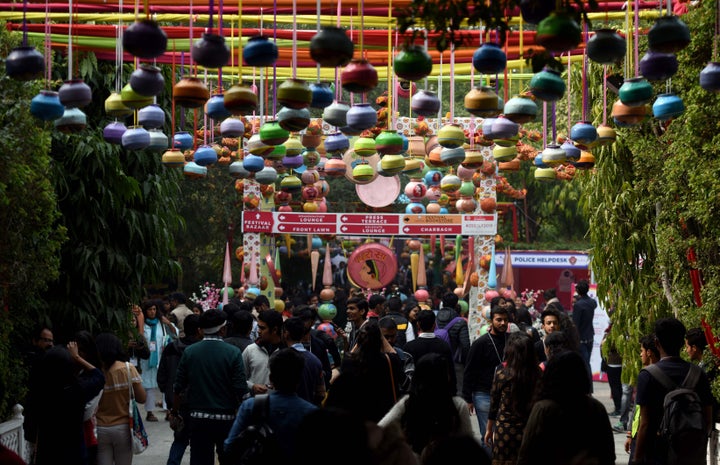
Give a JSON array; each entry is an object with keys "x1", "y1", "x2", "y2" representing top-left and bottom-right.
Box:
[{"x1": 347, "y1": 243, "x2": 398, "y2": 290}]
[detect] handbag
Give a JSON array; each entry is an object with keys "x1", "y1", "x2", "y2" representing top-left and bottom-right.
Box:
[{"x1": 126, "y1": 362, "x2": 149, "y2": 454}]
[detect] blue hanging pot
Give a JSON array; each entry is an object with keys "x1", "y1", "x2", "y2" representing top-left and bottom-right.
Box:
[
  {"x1": 569, "y1": 121, "x2": 598, "y2": 146},
  {"x1": 322, "y1": 101, "x2": 350, "y2": 127},
  {"x1": 324, "y1": 132, "x2": 350, "y2": 154},
  {"x1": 121, "y1": 125, "x2": 151, "y2": 150},
  {"x1": 282, "y1": 153, "x2": 304, "y2": 170},
  {"x1": 472, "y1": 43, "x2": 507, "y2": 75},
  {"x1": 129, "y1": 64, "x2": 164, "y2": 97},
  {"x1": 310, "y1": 82, "x2": 334, "y2": 109},
  {"x1": 277, "y1": 106, "x2": 311, "y2": 132},
  {"x1": 639, "y1": 51, "x2": 678, "y2": 82},
  {"x1": 243, "y1": 36, "x2": 278, "y2": 67},
  {"x1": 700, "y1": 62, "x2": 720, "y2": 92},
  {"x1": 220, "y1": 117, "x2": 245, "y2": 137},
  {"x1": 5, "y1": 45, "x2": 44, "y2": 81},
  {"x1": 346, "y1": 103, "x2": 378, "y2": 131},
  {"x1": 191, "y1": 33, "x2": 230, "y2": 69},
  {"x1": 503, "y1": 94, "x2": 538, "y2": 124},
  {"x1": 586, "y1": 29, "x2": 626, "y2": 65},
  {"x1": 648, "y1": 15, "x2": 690, "y2": 54},
  {"x1": 255, "y1": 166, "x2": 278, "y2": 185},
  {"x1": 184, "y1": 161, "x2": 207, "y2": 179},
  {"x1": 173, "y1": 131, "x2": 194, "y2": 151},
  {"x1": 490, "y1": 115, "x2": 519, "y2": 140},
  {"x1": 243, "y1": 153, "x2": 265, "y2": 173},
  {"x1": 30, "y1": 90, "x2": 65, "y2": 121},
  {"x1": 440, "y1": 147, "x2": 466, "y2": 166},
  {"x1": 147, "y1": 129, "x2": 168, "y2": 151},
  {"x1": 529, "y1": 67, "x2": 565, "y2": 101},
  {"x1": 205, "y1": 94, "x2": 231, "y2": 121},
  {"x1": 652, "y1": 93, "x2": 684, "y2": 121},
  {"x1": 533, "y1": 153, "x2": 549, "y2": 168},
  {"x1": 193, "y1": 145, "x2": 218, "y2": 166},
  {"x1": 560, "y1": 140, "x2": 581, "y2": 162},
  {"x1": 138, "y1": 104, "x2": 165, "y2": 129},
  {"x1": 54, "y1": 108, "x2": 87, "y2": 133},
  {"x1": 123, "y1": 19, "x2": 167, "y2": 59},
  {"x1": 619, "y1": 76, "x2": 654, "y2": 107},
  {"x1": 103, "y1": 121, "x2": 127, "y2": 145}
]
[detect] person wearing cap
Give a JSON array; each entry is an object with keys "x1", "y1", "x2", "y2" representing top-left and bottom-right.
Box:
[{"x1": 172, "y1": 308, "x2": 248, "y2": 465}]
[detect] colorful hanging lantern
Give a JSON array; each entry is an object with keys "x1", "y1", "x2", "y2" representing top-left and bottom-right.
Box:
[
  {"x1": 341, "y1": 59, "x2": 379, "y2": 94},
  {"x1": 472, "y1": 43, "x2": 507, "y2": 75},
  {"x1": 648, "y1": 15, "x2": 690, "y2": 53},
  {"x1": 310, "y1": 27, "x2": 355, "y2": 67},
  {"x1": 394, "y1": 45, "x2": 433, "y2": 81},
  {"x1": 535, "y1": 11, "x2": 582, "y2": 53},
  {"x1": 5, "y1": 45, "x2": 44, "y2": 81},
  {"x1": 243, "y1": 36, "x2": 278, "y2": 67},
  {"x1": 586, "y1": 29, "x2": 626, "y2": 65}
]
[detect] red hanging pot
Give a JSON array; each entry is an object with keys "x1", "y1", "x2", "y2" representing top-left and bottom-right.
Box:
[{"x1": 341, "y1": 59, "x2": 378, "y2": 94}]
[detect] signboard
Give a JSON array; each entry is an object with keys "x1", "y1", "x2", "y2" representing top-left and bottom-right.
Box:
[{"x1": 241, "y1": 211, "x2": 497, "y2": 236}]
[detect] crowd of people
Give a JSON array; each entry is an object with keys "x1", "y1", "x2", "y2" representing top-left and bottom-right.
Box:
[{"x1": 17, "y1": 278, "x2": 720, "y2": 465}]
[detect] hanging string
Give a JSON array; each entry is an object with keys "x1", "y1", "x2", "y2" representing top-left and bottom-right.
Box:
[
  {"x1": 335, "y1": 0, "x2": 342, "y2": 101},
  {"x1": 44, "y1": 0, "x2": 51, "y2": 87},
  {"x1": 292, "y1": 0, "x2": 298, "y2": 79},
  {"x1": 21, "y1": 0, "x2": 28, "y2": 46},
  {"x1": 208, "y1": 0, "x2": 214, "y2": 32},
  {"x1": 602, "y1": 65, "x2": 608, "y2": 125},
  {"x1": 449, "y1": 43, "x2": 455, "y2": 121},
  {"x1": 503, "y1": 34, "x2": 509, "y2": 101},
  {"x1": 470, "y1": 32, "x2": 476, "y2": 148},
  {"x1": 358, "y1": 0, "x2": 364, "y2": 54},
  {"x1": 189, "y1": 0, "x2": 194, "y2": 69},
  {"x1": 386, "y1": 0, "x2": 393, "y2": 129},
  {"x1": 437, "y1": 51, "x2": 443, "y2": 129},
  {"x1": 551, "y1": 102, "x2": 557, "y2": 142},
  {"x1": 180, "y1": 52, "x2": 186, "y2": 130},
  {"x1": 542, "y1": 101, "x2": 548, "y2": 148},
  {"x1": 203, "y1": 71, "x2": 209, "y2": 145},
  {"x1": 67, "y1": 0, "x2": 73, "y2": 80},
  {"x1": 272, "y1": 0, "x2": 278, "y2": 116},
  {"x1": 218, "y1": 0, "x2": 223, "y2": 86},
  {"x1": 582, "y1": 22, "x2": 589, "y2": 122},
  {"x1": 566, "y1": 53, "x2": 571, "y2": 135},
  {"x1": 625, "y1": 0, "x2": 631, "y2": 78},
  {"x1": 316, "y1": 0, "x2": 321, "y2": 82},
  {"x1": 634, "y1": 0, "x2": 640, "y2": 76},
  {"x1": 714, "y1": 0, "x2": 719, "y2": 61},
  {"x1": 172, "y1": 41, "x2": 176, "y2": 138},
  {"x1": 237, "y1": 0, "x2": 243, "y2": 86}
]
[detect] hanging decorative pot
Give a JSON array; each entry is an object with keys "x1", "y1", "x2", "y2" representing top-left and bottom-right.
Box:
[
  {"x1": 324, "y1": 132, "x2": 350, "y2": 154},
  {"x1": 221, "y1": 117, "x2": 244, "y2": 137},
  {"x1": 310, "y1": 27, "x2": 354, "y2": 67},
  {"x1": 243, "y1": 153, "x2": 266, "y2": 172},
  {"x1": 529, "y1": 67, "x2": 566, "y2": 101},
  {"x1": 120, "y1": 83, "x2": 153, "y2": 109},
  {"x1": 310, "y1": 82, "x2": 334, "y2": 109},
  {"x1": 104, "y1": 92, "x2": 132, "y2": 118},
  {"x1": 228, "y1": 160, "x2": 251, "y2": 178},
  {"x1": 407, "y1": 136, "x2": 426, "y2": 158},
  {"x1": 437, "y1": 123, "x2": 466, "y2": 148},
  {"x1": 534, "y1": 167, "x2": 557, "y2": 181},
  {"x1": 193, "y1": 145, "x2": 218, "y2": 166},
  {"x1": 394, "y1": 45, "x2": 433, "y2": 81},
  {"x1": 5, "y1": 45, "x2": 44, "y2": 81},
  {"x1": 266, "y1": 143, "x2": 286, "y2": 161},
  {"x1": 121, "y1": 125, "x2": 151, "y2": 150},
  {"x1": 341, "y1": 59, "x2": 379, "y2": 94},
  {"x1": 351, "y1": 162, "x2": 375, "y2": 183},
  {"x1": 205, "y1": 94, "x2": 231, "y2": 121},
  {"x1": 224, "y1": 84, "x2": 258, "y2": 115},
  {"x1": 255, "y1": 166, "x2": 278, "y2": 185},
  {"x1": 560, "y1": 140, "x2": 581, "y2": 162},
  {"x1": 472, "y1": 43, "x2": 507, "y2": 75},
  {"x1": 147, "y1": 129, "x2": 168, "y2": 151},
  {"x1": 461, "y1": 150, "x2": 484, "y2": 168},
  {"x1": 322, "y1": 101, "x2": 350, "y2": 127},
  {"x1": 540, "y1": 143, "x2": 567, "y2": 166},
  {"x1": 184, "y1": 162, "x2": 208, "y2": 179},
  {"x1": 611, "y1": 99, "x2": 649, "y2": 126},
  {"x1": 519, "y1": 0, "x2": 554, "y2": 24},
  {"x1": 173, "y1": 131, "x2": 194, "y2": 151},
  {"x1": 129, "y1": 64, "x2": 164, "y2": 97},
  {"x1": 284, "y1": 135, "x2": 304, "y2": 156},
  {"x1": 595, "y1": 124, "x2": 616, "y2": 146},
  {"x1": 103, "y1": 122, "x2": 127, "y2": 145},
  {"x1": 503, "y1": 94, "x2": 538, "y2": 124},
  {"x1": 173, "y1": 77, "x2": 210, "y2": 108},
  {"x1": 652, "y1": 93, "x2": 684, "y2": 121},
  {"x1": 534, "y1": 153, "x2": 549, "y2": 167},
  {"x1": 31, "y1": 90, "x2": 65, "y2": 121},
  {"x1": 58, "y1": 79, "x2": 92, "y2": 108},
  {"x1": 136, "y1": 104, "x2": 165, "y2": 129},
  {"x1": 277, "y1": 78, "x2": 312, "y2": 109},
  {"x1": 123, "y1": 19, "x2": 168, "y2": 59},
  {"x1": 572, "y1": 151, "x2": 596, "y2": 169},
  {"x1": 700, "y1": 62, "x2": 720, "y2": 92},
  {"x1": 277, "y1": 106, "x2": 311, "y2": 132},
  {"x1": 586, "y1": 29, "x2": 626, "y2": 65},
  {"x1": 648, "y1": 15, "x2": 690, "y2": 53},
  {"x1": 375, "y1": 130, "x2": 404, "y2": 155},
  {"x1": 191, "y1": 33, "x2": 230, "y2": 68},
  {"x1": 324, "y1": 156, "x2": 347, "y2": 177},
  {"x1": 411, "y1": 90, "x2": 441, "y2": 117},
  {"x1": 569, "y1": 121, "x2": 598, "y2": 146},
  {"x1": 379, "y1": 154, "x2": 406, "y2": 175},
  {"x1": 303, "y1": 149, "x2": 321, "y2": 168},
  {"x1": 243, "y1": 36, "x2": 278, "y2": 67},
  {"x1": 397, "y1": 81, "x2": 417, "y2": 99},
  {"x1": 535, "y1": 11, "x2": 582, "y2": 53},
  {"x1": 346, "y1": 103, "x2": 378, "y2": 131},
  {"x1": 440, "y1": 173, "x2": 462, "y2": 193},
  {"x1": 302, "y1": 132, "x2": 322, "y2": 149},
  {"x1": 354, "y1": 136, "x2": 377, "y2": 157},
  {"x1": 247, "y1": 134, "x2": 275, "y2": 156},
  {"x1": 490, "y1": 115, "x2": 519, "y2": 140},
  {"x1": 403, "y1": 157, "x2": 424, "y2": 176},
  {"x1": 440, "y1": 147, "x2": 466, "y2": 166},
  {"x1": 493, "y1": 145, "x2": 517, "y2": 162},
  {"x1": 260, "y1": 120, "x2": 290, "y2": 146},
  {"x1": 499, "y1": 158, "x2": 522, "y2": 172},
  {"x1": 162, "y1": 149, "x2": 186, "y2": 168},
  {"x1": 639, "y1": 51, "x2": 678, "y2": 82},
  {"x1": 464, "y1": 86, "x2": 501, "y2": 117},
  {"x1": 425, "y1": 145, "x2": 445, "y2": 167},
  {"x1": 619, "y1": 76, "x2": 654, "y2": 107}
]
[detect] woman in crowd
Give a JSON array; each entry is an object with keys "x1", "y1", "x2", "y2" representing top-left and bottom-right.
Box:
[
  {"x1": 24, "y1": 342, "x2": 105, "y2": 465},
  {"x1": 96, "y1": 333, "x2": 147, "y2": 465},
  {"x1": 403, "y1": 300, "x2": 421, "y2": 343},
  {"x1": 516, "y1": 350, "x2": 615, "y2": 465},
  {"x1": 485, "y1": 332, "x2": 542, "y2": 465},
  {"x1": 378, "y1": 352, "x2": 474, "y2": 457},
  {"x1": 140, "y1": 299, "x2": 175, "y2": 421}
]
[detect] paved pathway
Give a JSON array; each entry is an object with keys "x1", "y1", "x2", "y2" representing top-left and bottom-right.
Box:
[{"x1": 133, "y1": 381, "x2": 630, "y2": 465}]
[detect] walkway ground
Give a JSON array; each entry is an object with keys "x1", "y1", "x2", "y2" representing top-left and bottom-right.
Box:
[{"x1": 132, "y1": 381, "x2": 630, "y2": 465}]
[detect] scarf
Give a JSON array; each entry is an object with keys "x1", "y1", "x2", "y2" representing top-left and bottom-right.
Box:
[{"x1": 146, "y1": 318, "x2": 159, "y2": 368}]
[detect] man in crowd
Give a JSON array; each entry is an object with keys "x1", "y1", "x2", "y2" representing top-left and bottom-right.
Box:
[
  {"x1": 170, "y1": 292, "x2": 193, "y2": 338},
  {"x1": 572, "y1": 280, "x2": 596, "y2": 368},
  {"x1": 536, "y1": 308, "x2": 560, "y2": 363},
  {"x1": 436, "y1": 292, "x2": 470, "y2": 394}
]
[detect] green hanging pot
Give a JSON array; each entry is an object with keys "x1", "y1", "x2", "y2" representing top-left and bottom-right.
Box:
[
  {"x1": 536, "y1": 11, "x2": 582, "y2": 53},
  {"x1": 619, "y1": 76, "x2": 654, "y2": 107}
]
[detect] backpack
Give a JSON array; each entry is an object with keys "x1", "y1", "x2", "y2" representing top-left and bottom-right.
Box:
[
  {"x1": 224, "y1": 394, "x2": 281, "y2": 465},
  {"x1": 434, "y1": 316, "x2": 464, "y2": 363},
  {"x1": 644, "y1": 363, "x2": 707, "y2": 465}
]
